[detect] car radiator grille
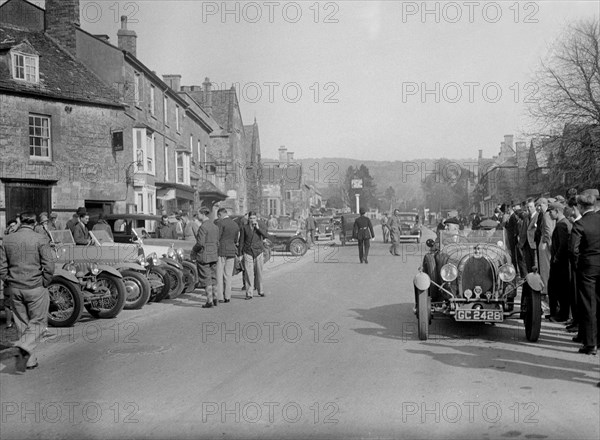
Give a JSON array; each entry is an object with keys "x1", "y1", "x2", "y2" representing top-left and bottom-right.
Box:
[{"x1": 459, "y1": 256, "x2": 494, "y2": 297}]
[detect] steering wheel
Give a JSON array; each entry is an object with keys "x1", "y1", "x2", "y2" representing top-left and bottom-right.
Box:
[{"x1": 441, "y1": 234, "x2": 469, "y2": 246}]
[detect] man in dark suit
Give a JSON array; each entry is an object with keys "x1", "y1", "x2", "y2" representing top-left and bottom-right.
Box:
[
  {"x1": 569, "y1": 193, "x2": 600, "y2": 355},
  {"x1": 156, "y1": 215, "x2": 177, "y2": 239},
  {"x1": 238, "y1": 211, "x2": 268, "y2": 299},
  {"x1": 214, "y1": 208, "x2": 239, "y2": 303},
  {"x1": 505, "y1": 203, "x2": 521, "y2": 273},
  {"x1": 353, "y1": 208, "x2": 375, "y2": 264},
  {"x1": 547, "y1": 202, "x2": 572, "y2": 322},
  {"x1": 73, "y1": 211, "x2": 92, "y2": 245},
  {"x1": 0, "y1": 211, "x2": 55, "y2": 371},
  {"x1": 523, "y1": 198, "x2": 538, "y2": 272},
  {"x1": 192, "y1": 208, "x2": 220, "y2": 308},
  {"x1": 535, "y1": 198, "x2": 554, "y2": 297}
]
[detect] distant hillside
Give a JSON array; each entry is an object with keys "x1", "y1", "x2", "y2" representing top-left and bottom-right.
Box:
[{"x1": 262, "y1": 157, "x2": 477, "y2": 203}]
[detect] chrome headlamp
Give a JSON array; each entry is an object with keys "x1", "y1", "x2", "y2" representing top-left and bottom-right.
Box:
[
  {"x1": 137, "y1": 254, "x2": 148, "y2": 267},
  {"x1": 148, "y1": 252, "x2": 159, "y2": 266},
  {"x1": 65, "y1": 263, "x2": 77, "y2": 276},
  {"x1": 498, "y1": 264, "x2": 516, "y2": 282},
  {"x1": 176, "y1": 248, "x2": 184, "y2": 259},
  {"x1": 167, "y1": 248, "x2": 176, "y2": 259},
  {"x1": 90, "y1": 262, "x2": 100, "y2": 275},
  {"x1": 440, "y1": 263, "x2": 458, "y2": 282}
]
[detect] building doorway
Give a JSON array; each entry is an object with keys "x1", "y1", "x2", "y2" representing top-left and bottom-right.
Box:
[{"x1": 3, "y1": 180, "x2": 53, "y2": 223}]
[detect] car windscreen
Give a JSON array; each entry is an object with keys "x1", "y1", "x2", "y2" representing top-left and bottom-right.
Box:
[
  {"x1": 441, "y1": 229, "x2": 505, "y2": 245},
  {"x1": 90, "y1": 230, "x2": 113, "y2": 244},
  {"x1": 49, "y1": 230, "x2": 75, "y2": 245}
]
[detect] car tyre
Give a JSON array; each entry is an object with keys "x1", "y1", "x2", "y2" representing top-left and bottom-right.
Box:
[
  {"x1": 164, "y1": 266, "x2": 185, "y2": 299},
  {"x1": 181, "y1": 261, "x2": 198, "y2": 293},
  {"x1": 121, "y1": 270, "x2": 151, "y2": 310},
  {"x1": 417, "y1": 288, "x2": 430, "y2": 341},
  {"x1": 289, "y1": 238, "x2": 307, "y2": 256},
  {"x1": 523, "y1": 284, "x2": 542, "y2": 342},
  {"x1": 148, "y1": 266, "x2": 171, "y2": 302},
  {"x1": 85, "y1": 273, "x2": 126, "y2": 319},
  {"x1": 47, "y1": 278, "x2": 83, "y2": 327}
]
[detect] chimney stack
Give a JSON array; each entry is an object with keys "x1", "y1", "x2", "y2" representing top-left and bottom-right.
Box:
[
  {"x1": 515, "y1": 141, "x2": 528, "y2": 168},
  {"x1": 287, "y1": 152, "x2": 294, "y2": 162},
  {"x1": 45, "y1": 0, "x2": 80, "y2": 55},
  {"x1": 94, "y1": 34, "x2": 110, "y2": 42},
  {"x1": 478, "y1": 149, "x2": 483, "y2": 159},
  {"x1": 163, "y1": 75, "x2": 181, "y2": 92},
  {"x1": 202, "y1": 77, "x2": 213, "y2": 115},
  {"x1": 278, "y1": 146, "x2": 287, "y2": 163},
  {"x1": 117, "y1": 15, "x2": 137, "y2": 57}
]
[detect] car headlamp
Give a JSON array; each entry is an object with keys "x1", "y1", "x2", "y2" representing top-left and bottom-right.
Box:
[
  {"x1": 65, "y1": 263, "x2": 77, "y2": 276},
  {"x1": 464, "y1": 289, "x2": 473, "y2": 300},
  {"x1": 497, "y1": 240, "x2": 504, "y2": 247},
  {"x1": 440, "y1": 263, "x2": 458, "y2": 282},
  {"x1": 136, "y1": 254, "x2": 148, "y2": 267},
  {"x1": 90, "y1": 262, "x2": 100, "y2": 275},
  {"x1": 148, "y1": 252, "x2": 159, "y2": 266},
  {"x1": 474, "y1": 286, "x2": 483, "y2": 298},
  {"x1": 167, "y1": 248, "x2": 176, "y2": 259},
  {"x1": 176, "y1": 248, "x2": 184, "y2": 259},
  {"x1": 498, "y1": 264, "x2": 516, "y2": 282}
]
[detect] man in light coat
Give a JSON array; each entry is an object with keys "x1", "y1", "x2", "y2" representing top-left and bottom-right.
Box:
[
  {"x1": 215, "y1": 208, "x2": 239, "y2": 303},
  {"x1": 192, "y1": 208, "x2": 220, "y2": 308}
]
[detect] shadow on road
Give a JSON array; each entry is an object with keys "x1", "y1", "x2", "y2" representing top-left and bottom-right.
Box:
[{"x1": 350, "y1": 302, "x2": 599, "y2": 385}]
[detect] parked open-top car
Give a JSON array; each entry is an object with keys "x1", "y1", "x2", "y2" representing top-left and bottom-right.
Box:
[{"x1": 413, "y1": 228, "x2": 543, "y2": 342}]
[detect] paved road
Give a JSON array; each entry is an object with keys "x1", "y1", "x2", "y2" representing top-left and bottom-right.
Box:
[{"x1": 1, "y1": 227, "x2": 599, "y2": 439}]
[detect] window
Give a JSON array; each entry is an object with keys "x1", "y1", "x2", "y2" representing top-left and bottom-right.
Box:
[
  {"x1": 12, "y1": 52, "x2": 38, "y2": 83},
  {"x1": 190, "y1": 134, "x2": 193, "y2": 152},
  {"x1": 136, "y1": 192, "x2": 144, "y2": 212},
  {"x1": 133, "y1": 128, "x2": 155, "y2": 175},
  {"x1": 150, "y1": 85, "x2": 155, "y2": 115},
  {"x1": 29, "y1": 114, "x2": 51, "y2": 160},
  {"x1": 286, "y1": 191, "x2": 292, "y2": 200},
  {"x1": 135, "y1": 187, "x2": 156, "y2": 215},
  {"x1": 175, "y1": 105, "x2": 180, "y2": 132},
  {"x1": 268, "y1": 199, "x2": 278, "y2": 216},
  {"x1": 197, "y1": 140, "x2": 201, "y2": 164},
  {"x1": 163, "y1": 96, "x2": 168, "y2": 125},
  {"x1": 165, "y1": 144, "x2": 169, "y2": 181},
  {"x1": 176, "y1": 152, "x2": 190, "y2": 185},
  {"x1": 133, "y1": 72, "x2": 141, "y2": 106}
]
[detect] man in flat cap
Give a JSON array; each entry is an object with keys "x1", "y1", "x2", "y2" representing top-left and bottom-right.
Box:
[
  {"x1": 569, "y1": 192, "x2": 600, "y2": 355},
  {"x1": 547, "y1": 202, "x2": 572, "y2": 322},
  {"x1": 581, "y1": 189, "x2": 599, "y2": 212}
]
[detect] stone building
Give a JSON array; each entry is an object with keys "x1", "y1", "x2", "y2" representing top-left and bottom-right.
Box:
[
  {"x1": 474, "y1": 134, "x2": 528, "y2": 216},
  {"x1": 0, "y1": 1, "x2": 126, "y2": 230}
]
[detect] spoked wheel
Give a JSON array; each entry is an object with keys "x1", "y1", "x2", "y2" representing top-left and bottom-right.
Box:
[
  {"x1": 181, "y1": 261, "x2": 198, "y2": 294},
  {"x1": 417, "y1": 288, "x2": 430, "y2": 341},
  {"x1": 121, "y1": 270, "x2": 151, "y2": 310},
  {"x1": 289, "y1": 239, "x2": 308, "y2": 256},
  {"x1": 47, "y1": 278, "x2": 83, "y2": 327},
  {"x1": 164, "y1": 266, "x2": 184, "y2": 299},
  {"x1": 523, "y1": 285, "x2": 542, "y2": 342},
  {"x1": 85, "y1": 273, "x2": 126, "y2": 319},
  {"x1": 148, "y1": 266, "x2": 171, "y2": 302}
]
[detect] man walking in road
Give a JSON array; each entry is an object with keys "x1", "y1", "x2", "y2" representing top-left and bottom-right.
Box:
[
  {"x1": 0, "y1": 211, "x2": 54, "y2": 371},
  {"x1": 353, "y1": 208, "x2": 375, "y2": 264},
  {"x1": 388, "y1": 209, "x2": 402, "y2": 256},
  {"x1": 192, "y1": 208, "x2": 219, "y2": 308},
  {"x1": 215, "y1": 208, "x2": 239, "y2": 303},
  {"x1": 239, "y1": 211, "x2": 268, "y2": 299},
  {"x1": 381, "y1": 212, "x2": 390, "y2": 243}
]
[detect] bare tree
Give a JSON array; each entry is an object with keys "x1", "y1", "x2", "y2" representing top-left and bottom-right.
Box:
[{"x1": 529, "y1": 18, "x2": 600, "y2": 192}]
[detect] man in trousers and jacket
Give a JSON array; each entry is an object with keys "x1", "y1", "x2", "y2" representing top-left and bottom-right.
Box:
[
  {"x1": 192, "y1": 208, "x2": 219, "y2": 309},
  {"x1": 570, "y1": 192, "x2": 600, "y2": 356},
  {"x1": 73, "y1": 211, "x2": 93, "y2": 246},
  {"x1": 92, "y1": 212, "x2": 113, "y2": 241},
  {"x1": 238, "y1": 211, "x2": 268, "y2": 299},
  {"x1": 353, "y1": 208, "x2": 375, "y2": 264},
  {"x1": 524, "y1": 198, "x2": 538, "y2": 272},
  {"x1": 388, "y1": 209, "x2": 402, "y2": 256},
  {"x1": 0, "y1": 211, "x2": 54, "y2": 371},
  {"x1": 547, "y1": 202, "x2": 572, "y2": 322},
  {"x1": 535, "y1": 197, "x2": 555, "y2": 298},
  {"x1": 215, "y1": 208, "x2": 239, "y2": 303}
]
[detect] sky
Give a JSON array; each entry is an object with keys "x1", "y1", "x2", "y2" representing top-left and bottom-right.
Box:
[{"x1": 32, "y1": 1, "x2": 600, "y2": 160}]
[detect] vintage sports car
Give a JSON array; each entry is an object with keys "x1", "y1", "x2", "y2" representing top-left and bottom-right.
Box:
[
  {"x1": 394, "y1": 212, "x2": 422, "y2": 243},
  {"x1": 413, "y1": 229, "x2": 543, "y2": 342},
  {"x1": 314, "y1": 217, "x2": 334, "y2": 241}
]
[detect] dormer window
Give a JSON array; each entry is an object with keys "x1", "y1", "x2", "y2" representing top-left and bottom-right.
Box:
[{"x1": 12, "y1": 52, "x2": 39, "y2": 83}]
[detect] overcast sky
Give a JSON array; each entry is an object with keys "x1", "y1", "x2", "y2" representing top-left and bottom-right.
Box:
[{"x1": 51, "y1": 1, "x2": 600, "y2": 160}]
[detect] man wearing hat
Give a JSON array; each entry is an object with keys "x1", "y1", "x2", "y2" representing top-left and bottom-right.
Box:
[
  {"x1": 570, "y1": 193, "x2": 600, "y2": 355},
  {"x1": 48, "y1": 212, "x2": 60, "y2": 231},
  {"x1": 581, "y1": 189, "x2": 599, "y2": 212},
  {"x1": 66, "y1": 207, "x2": 86, "y2": 235},
  {"x1": 547, "y1": 202, "x2": 572, "y2": 322},
  {"x1": 505, "y1": 204, "x2": 522, "y2": 273},
  {"x1": 34, "y1": 212, "x2": 52, "y2": 242}
]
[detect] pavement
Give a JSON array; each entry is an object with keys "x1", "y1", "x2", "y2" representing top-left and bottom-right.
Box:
[{"x1": 1, "y1": 227, "x2": 599, "y2": 440}]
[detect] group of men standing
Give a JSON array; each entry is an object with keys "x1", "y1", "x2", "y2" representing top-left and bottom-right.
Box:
[
  {"x1": 503, "y1": 189, "x2": 600, "y2": 355},
  {"x1": 191, "y1": 208, "x2": 268, "y2": 308}
]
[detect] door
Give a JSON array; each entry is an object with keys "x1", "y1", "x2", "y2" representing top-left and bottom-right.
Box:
[{"x1": 4, "y1": 181, "x2": 52, "y2": 221}]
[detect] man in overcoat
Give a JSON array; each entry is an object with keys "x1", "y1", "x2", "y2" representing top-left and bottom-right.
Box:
[
  {"x1": 353, "y1": 208, "x2": 375, "y2": 264},
  {"x1": 193, "y1": 208, "x2": 220, "y2": 308},
  {"x1": 215, "y1": 208, "x2": 239, "y2": 303},
  {"x1": 547, "y1": 202, "x2": 572, "y2": 322}
]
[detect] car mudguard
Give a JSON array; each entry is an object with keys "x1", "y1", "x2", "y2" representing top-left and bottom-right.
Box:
[
  {"x1": 97, "y1": 265, "x2": 123, "y2": 278},
  {"x1": 114, "y1": 262, "x2": 147, "y2": 272},
  {"x1": 161, "y1": 257, "x2": 183, "y2": 270},
  {"x1": 52, "y1": 268, "x2": 80, "y2": 285}
]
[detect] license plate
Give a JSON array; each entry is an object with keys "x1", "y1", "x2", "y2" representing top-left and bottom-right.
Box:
[{"x1": 455, "y1": 309, "x2": 503, "y2": 322}]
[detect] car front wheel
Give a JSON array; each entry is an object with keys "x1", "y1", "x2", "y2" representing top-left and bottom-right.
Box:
[{"x1": 289, "y1": 239, "x2": 308, "y2": 256}]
